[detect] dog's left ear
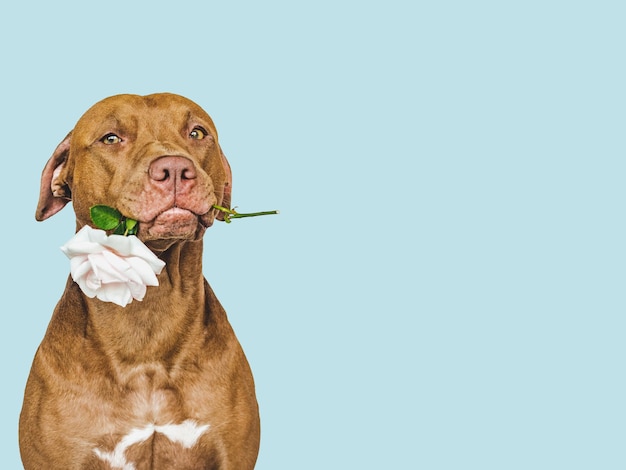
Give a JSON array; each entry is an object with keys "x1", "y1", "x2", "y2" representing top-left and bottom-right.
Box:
[
  {"x1": 36, "y1": 132, "x2": 72, "y2": 221},
  {"x1": 216, "y1": 146, "x2": 232, "y2": 222}
]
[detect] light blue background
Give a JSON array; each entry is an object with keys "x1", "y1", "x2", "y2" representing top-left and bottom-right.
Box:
[{"x1": 2, "y1": 1, "x2": 624, "y2": 468}]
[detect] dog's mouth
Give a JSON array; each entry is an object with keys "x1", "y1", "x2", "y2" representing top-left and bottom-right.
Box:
[{"x1": 137, "y1": 207, "x2": 214, "y2": 241}]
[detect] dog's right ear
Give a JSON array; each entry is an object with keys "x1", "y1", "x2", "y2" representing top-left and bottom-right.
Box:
[{"x1": 36, "y1": 132, "x2": 73, "y2": 221}]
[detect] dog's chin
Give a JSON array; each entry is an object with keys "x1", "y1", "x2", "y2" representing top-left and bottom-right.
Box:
[{"x1": 139, "y1": 208, "x2": 209, "y2": 242}]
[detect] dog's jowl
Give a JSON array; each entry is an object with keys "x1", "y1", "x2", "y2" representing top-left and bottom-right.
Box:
[{"x1": 19, "y1": 94, "x2": 260, "y2": 469}]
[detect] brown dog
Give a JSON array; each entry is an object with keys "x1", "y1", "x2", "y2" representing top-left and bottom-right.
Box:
[{"x1": 20, "y1": 93, "x2": 260, "y2": 469}]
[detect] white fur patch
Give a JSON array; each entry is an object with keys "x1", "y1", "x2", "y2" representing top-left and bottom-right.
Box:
[{"x1": 94, "y1": 420, "x2": 210, "y2": 470}]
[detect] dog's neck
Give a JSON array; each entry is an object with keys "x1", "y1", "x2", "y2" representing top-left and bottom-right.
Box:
[{"x1": 80, "y1": 239, "x2": 208, "y2": 370}]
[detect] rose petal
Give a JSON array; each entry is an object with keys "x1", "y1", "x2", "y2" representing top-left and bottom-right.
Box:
[
  {"x1": 69, "y1": 255, "x2": 91, "y2": 281},
  {"x1": 127, "y1": 281, "x2": 148, "y2": 301},
  {"x1": 94, "y1": 252, "x2": 133, "y2": 283},
  {"x1": 102, "y1": 234, "x2": 165, "y2": 273},
  {"x1": 125, "y1": 257, "x2": 160, "y2": 286},
  {"x1": 96, "y1": 282, "x2": 133, "y2": 307}
]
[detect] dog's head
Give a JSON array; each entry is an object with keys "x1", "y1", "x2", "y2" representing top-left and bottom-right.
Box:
[{"x1": 36, "y1": 93, "x2": 232, "y2": 244}]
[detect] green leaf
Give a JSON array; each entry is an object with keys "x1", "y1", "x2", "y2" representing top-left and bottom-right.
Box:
[
  {"x1": 112, "y1": 223, "x2": 126, "y2": 235},
  {"x1": 125, "y1": 218, "x2": 138, "y2": 235},
  {"x1": 90, "y1": 205, "x2": 123, "y2": 230}
]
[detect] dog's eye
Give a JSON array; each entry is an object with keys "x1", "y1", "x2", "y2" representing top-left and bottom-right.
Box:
[
  {"x1": 189, "y1": 128, "x2": 207, "y2": 140},
  {"x1": 101, "y1": 133, "x2": 122, "y2": 145}
]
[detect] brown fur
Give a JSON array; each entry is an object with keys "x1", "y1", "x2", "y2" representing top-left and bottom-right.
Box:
[{"x1": 20, "y1": 94, "x2": 260, "y2": 469}]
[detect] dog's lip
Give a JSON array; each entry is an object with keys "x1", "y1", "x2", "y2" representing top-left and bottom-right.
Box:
[
  {"x1": 135, "y1": 207, "x2": 214, "y2": 233},
  {"x1": 132, "y1": 207, "x2": 207, "y2": 242},
  {"x1": 157, "y1": 207, "x2": 196, "y2": 218},
  {"x1": 140, "y1": 207, "x2": 208, "y2": 224}
]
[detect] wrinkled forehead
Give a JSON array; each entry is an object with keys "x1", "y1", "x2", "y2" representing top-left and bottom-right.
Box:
[{"x1": 73, "y1": 93, "x2": 217, "y2": 139}]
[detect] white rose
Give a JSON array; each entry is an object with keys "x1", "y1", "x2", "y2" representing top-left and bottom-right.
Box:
[{"x1": 60, "y1": 225, "x2": 166, "y2": 307}]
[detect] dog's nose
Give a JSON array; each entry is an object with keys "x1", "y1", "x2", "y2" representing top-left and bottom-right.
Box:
[{"x1": 149, "y1": 156, "x2": 197, "y2": 191}]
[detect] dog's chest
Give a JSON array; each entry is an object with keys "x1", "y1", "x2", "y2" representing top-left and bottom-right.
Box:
[
  {"x1": 126, "y1": 377, "x2": 179, "y2": 423},
  {"x1": 93, "y1": 420, "x2": 212, "y2": 469},
  {"x1": 90, "y1": 365, "x2": 213, "y2": 469}
]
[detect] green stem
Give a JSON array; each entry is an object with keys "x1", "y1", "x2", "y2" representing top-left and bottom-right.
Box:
[
  {"x1": 213, "y1": 205, "x2": 279, "y2": 223},
  {"x1": 230, "y1": 210, "x2": 279, "y2": 218}
]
